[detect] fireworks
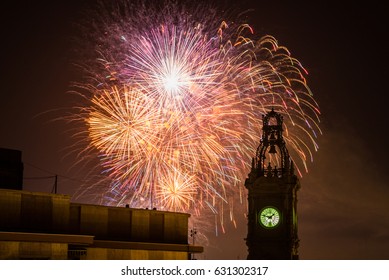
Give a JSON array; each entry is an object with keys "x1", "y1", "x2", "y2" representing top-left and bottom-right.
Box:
[{"x1": 71, "y1": 0, "x2": 321, "y2": 233}]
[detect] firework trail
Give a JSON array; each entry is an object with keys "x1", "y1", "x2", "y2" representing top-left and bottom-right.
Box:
[{"x1": 70, "y1": 0, "x2": 321, "y2": 236}]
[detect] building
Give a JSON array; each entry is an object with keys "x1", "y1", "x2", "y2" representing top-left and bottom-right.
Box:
[
  {"x1": 0, "y1": 148, "x2": 202, "y2": 260},
  {"x1": 0, "y1": 148, "x2": 23, "y2": 190},
  {"x1": 0, "y1": 188, "x2": 203, "y2": 260},
  {"x1": 245, "y1": 109, "x2": 300, "y2": 259}
]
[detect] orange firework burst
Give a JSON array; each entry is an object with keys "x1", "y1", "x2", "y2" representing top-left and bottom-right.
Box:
[{"x1": 71, "y1": 0, "x2": 321, "y2": 234}]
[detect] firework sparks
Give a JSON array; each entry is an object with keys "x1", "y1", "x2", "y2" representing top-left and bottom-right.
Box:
[{"x1": 71, "y1": 0, "x2": 321, "y2": 234}]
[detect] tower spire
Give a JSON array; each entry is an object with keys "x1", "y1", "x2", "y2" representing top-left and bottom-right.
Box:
[{"x1": 250, "y1": 108, "x2": 293, "y2": 177}]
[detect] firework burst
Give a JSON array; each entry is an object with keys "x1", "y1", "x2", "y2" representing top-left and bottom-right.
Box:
[{"x1": 71, "y1": 0, "x2": 321, "y2": 235}]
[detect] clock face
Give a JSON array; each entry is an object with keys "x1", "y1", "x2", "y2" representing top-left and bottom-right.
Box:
[{"x1": 259, "y1": 207, "x2": 280, "y2": 228}]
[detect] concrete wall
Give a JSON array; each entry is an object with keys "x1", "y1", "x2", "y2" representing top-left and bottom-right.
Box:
[
  {"x1": 0, "y1": 188, "x2": 198, "y2": 260},
  {"x1": 0, "y1": 241, "x2": 67, "y2": 260},
  {"x1": 0, "y1": 189, "x2": 70, "y2": 233},
  {"x1": 164, "y1": 213, "x2": 188, "y2": 243},
  {"x1": 70, "y1": 203, "x2": 189, "y2": 244},
  {"x1": 0, "y1": 189, "x2": 21, "y2": 229},
  {"x1": 0, "y1": 189, "x2": 190, "y2": 245},
  {"x1": 85, "y1": 247, "x2": 188, "y2": 260}
]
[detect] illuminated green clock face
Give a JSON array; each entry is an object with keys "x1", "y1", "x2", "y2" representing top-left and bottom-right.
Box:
[{"x1": 259, "y1": 207, "x2": 280, "y2": 228}]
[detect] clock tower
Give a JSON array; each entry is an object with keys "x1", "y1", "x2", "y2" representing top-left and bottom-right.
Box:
[{"x1": 245, "y1": 109, "x2": 300, "y2": 260}]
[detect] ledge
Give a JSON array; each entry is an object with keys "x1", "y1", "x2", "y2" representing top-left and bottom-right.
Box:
[{"x1": 0, "y1": 231, "x2": 94, "y2": 245}]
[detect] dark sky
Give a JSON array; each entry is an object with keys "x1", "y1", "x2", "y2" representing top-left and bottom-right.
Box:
[{"x1": 1, "y1": 1, "x2": 388, "y2": 259}]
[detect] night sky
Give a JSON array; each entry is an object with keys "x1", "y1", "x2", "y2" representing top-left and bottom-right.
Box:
[{"x1": 1, "y1": 0, "x2": 388, "y2": 259}]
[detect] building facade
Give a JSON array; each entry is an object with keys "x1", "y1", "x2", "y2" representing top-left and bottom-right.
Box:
[{"x1": 0, "y1": 188, "x2": 202, "y2": 260}]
